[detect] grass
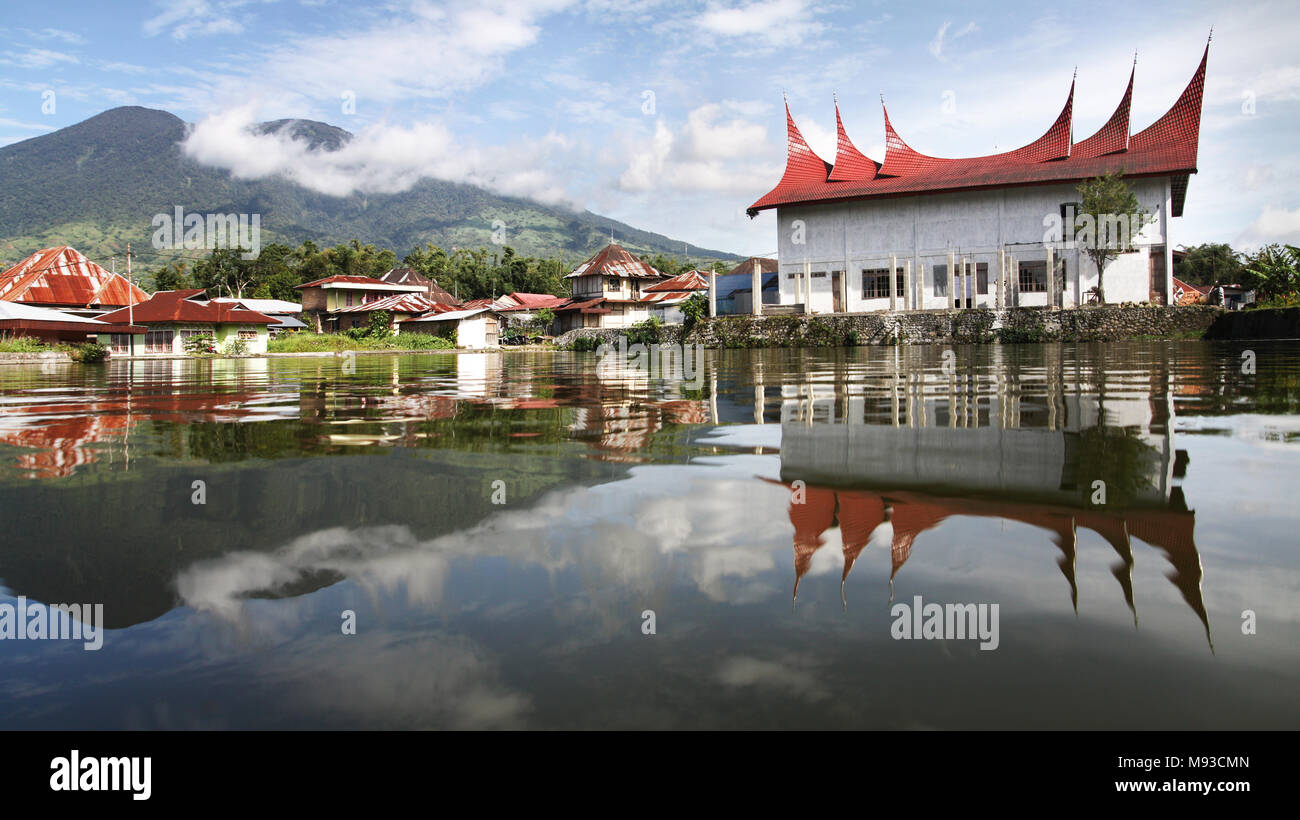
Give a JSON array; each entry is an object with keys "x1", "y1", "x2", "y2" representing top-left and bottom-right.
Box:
[{"x1": 267, "y1": 332, "x2": 455, "y2": 353}]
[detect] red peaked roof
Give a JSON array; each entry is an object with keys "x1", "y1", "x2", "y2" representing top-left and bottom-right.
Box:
[
  {"x1": 565, "y1": 243, "x2": 665, "y2": 280},
  {"x1": 749, "y1": 43, "x2": 1208, "y2": 218},
  {"x1": 496, "y1": 292, "x2": 569, "y2": 310},
  {"x1": 331, "y1": 293, "x2": 442, "y2": 314},
  {"x1": 0, "y1": 246, "x2": 148, "y2": 308},
  {"x1": 644, "y1": 270, "x2": 710, "y2": 293},
  {"x1": 97, "y1": 289, "x2": 276, "y2": 325}
]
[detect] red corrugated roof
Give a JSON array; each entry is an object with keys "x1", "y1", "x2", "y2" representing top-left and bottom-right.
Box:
[
  {"x1": 297, "y1": 275, "x2": 393, "y2": 288},
  {"x1": 331, "y1": 293, "x2": 442, "y2": 314},
  {"x1": 564, "y1": 243, "x2": 665, "y2": 280},
  {"x1": 748, "y1": 44, "x2": 1208, "y2": 218},
  {"x1": 497, "y1": 292, "x2": 568, "y2": 309},
  {"x1": 96, "y1": 289, "x2": 276, "y2": 325},
  {"x1": 0, "y1": 246, "x2": 148, "y2": 308},
  {"x1": 644, "y1": 270, "x2": 709, "y2": 293}
]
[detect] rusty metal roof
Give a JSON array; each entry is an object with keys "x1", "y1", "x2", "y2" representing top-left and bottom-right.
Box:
[
  {"x1": 0, "y1": 246, "x2": 148, "y2": 308},
  {"x1": 644, "y1": 270, "x2": 710, "y2": 293},
  {"x1": 97, "y1": 289, "x2": 276, "y2": 325},
  {"x1": 564, "y1": 243, "x2": 665, "y2": 280},
  {"x1": 331, "y1": 293, "x2": 442, "y2": 314}
]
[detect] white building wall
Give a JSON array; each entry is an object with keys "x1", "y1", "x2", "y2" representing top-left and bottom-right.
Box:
[{"x1": 775, "y1": 177, "x2": 1172, "y2": 312}]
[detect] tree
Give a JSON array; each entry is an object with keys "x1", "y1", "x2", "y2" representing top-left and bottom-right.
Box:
[
  {"x1": 150, "y1": 261, "x2": 190, "y2": 292},
  {"x1": 1074, "y1": 171, "x2": 1150, "y2": 304},
  {"x1": 680, "y1": 292, "x2": 708, "y2": 327},
  {"x1": 1241, "y1": 244, "x2": 1300, "y2": 303},
  {"x1": 1174, "y1": 243, "x2": 1243, "y2": 288}
]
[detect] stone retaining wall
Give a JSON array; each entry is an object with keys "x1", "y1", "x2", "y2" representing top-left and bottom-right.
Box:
[{"x1": 555, "y1": 305, "x2": 1223, "y2": 349}]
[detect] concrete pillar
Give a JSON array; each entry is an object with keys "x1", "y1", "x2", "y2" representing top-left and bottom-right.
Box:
[
  {"x1": 1046, "y1": 245, "x2": 1055, "y2": 309},
  {"x1": 889, "y1": 253, "x2": 898, "y2": 312},
  {"x1": 996, "y1": 249, "x2": 1004, "y2": 310},
  {"x1": 960, "y1": 256, "x2": 969, "y2": 309},
  {"x1": 752, "y1": 259, "x2": 762, "y2": 316},
  {"x1": 1003, "y1": 253, "x2": 1013, "y2": 307},
  {"x1": 947, "y1": 251, "x2": 956, "y2": 310},
  {"x1": 708, "y1": 270, "x2": 716, "y2": 317},
  {"x1": 904, "y1": 259, "x2": 912, "y2": 311},
  {"x1": 803, "y1": 259, "x2": 811, "y2": 313}
]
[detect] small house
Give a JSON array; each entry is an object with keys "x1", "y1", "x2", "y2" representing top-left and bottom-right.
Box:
[
  {"x1": 401, "y1": 307, "x2": 503, "y2": 348},
  {"x1": 96, "y1": 289, "x2": 276, "y2": 355}
]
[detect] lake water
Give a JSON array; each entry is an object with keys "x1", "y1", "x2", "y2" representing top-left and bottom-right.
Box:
[{"x1": 0, "y1": 342, "x2": 1296, "y2": 729}]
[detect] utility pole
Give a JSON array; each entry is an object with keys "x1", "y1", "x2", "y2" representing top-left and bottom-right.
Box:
[{"x1": 126, "y1": 244, "x2": 135, "y2": 357}]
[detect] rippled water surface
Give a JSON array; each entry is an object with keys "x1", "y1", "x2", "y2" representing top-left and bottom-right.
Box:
[{"x1": 0, "y1": 342, "x2": 1297, "y2": 729}]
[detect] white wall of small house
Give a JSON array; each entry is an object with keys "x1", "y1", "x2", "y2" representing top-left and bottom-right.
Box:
[
  {"x1": 596, "y1": 302, "x2": 651, "y2": 329},
  {"x1": 774, "y1": 177, "x2": 1172, "y2": 311}
]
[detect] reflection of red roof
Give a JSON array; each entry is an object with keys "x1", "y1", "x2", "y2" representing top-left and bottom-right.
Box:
[
  {"x1": 749, "y1": 44, "x2": 1208, "y2": 217},
  {"x1": 97, "y1": 290, "x2": 276, "y2": 325},
  {"x1": 565, "y1": 244, "x2": 665, "y2": 281},
  {"x1": 0, "y1": 246, "x2": 148, "y2": 308}
]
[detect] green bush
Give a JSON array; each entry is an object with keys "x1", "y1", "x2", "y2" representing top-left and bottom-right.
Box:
[
  {"x1": 69, "y1": 342, "x2": 109, "y2": 363},
  {"x1": 0, "y1": 335, "x2": 51, "y2": 353},
  {"x1": 223, "y1": 337, "x2": 249, "y2": 356},
  {"x1": 183, "y1": 334, "x2": 216, "y2": 355}
]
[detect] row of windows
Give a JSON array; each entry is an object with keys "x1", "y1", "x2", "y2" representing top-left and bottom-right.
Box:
[{"x1": 787, "y1": 261, "x2": 1066, "y2": 299}]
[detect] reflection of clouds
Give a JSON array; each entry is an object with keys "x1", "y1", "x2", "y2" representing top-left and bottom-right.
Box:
[
  {"x1": 173, "y1": 456, "x2": 794, "y2": 621},
  {"x1": 245, "y1": 632, "x2": 530, "y2": 730},
  {"x1": 716, "y1": 655, "x2": 828, "y2": 702}
]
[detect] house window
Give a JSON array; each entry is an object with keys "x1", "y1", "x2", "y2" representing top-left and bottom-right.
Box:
[
  {"x1": 346, "y1": 292, "x2": 354, "y2": 306},
  {"x1": 811, "y1": 271, "x2": 826, "y2": 278},
  {"x1": 932, "y1": 265, "x2": 948, "y2": 297},
  {"x1": 105, "y1": 334, "x2": 133, "y2": 353},
  {"x1": 238, "y1": 330, "x2": 258, "y2": 341},
  {"x1": 857, "y1": 267, "x2": 899, "y2": 300},
  {"x1": 974, "y1": 263, "x2": 989, "y2": 295},
  {"x1": 145, "y1": 328, "x2": 174, "y2": 352},
  {"x1": 1019, "y1": 261, "x2": 1048, "y2": 293},
  {"x1": 607, "y1": 278, "x2": 620, "y2": 291}
]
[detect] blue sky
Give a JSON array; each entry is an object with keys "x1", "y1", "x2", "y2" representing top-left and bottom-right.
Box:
[{"x1": 1, "y1": 0, "x2": 1296, "y2": 256}]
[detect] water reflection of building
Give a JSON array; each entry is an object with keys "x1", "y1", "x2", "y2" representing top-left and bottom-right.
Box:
[{"x1": 769, "y1": 348, "x2": 1209, "y2": 646}]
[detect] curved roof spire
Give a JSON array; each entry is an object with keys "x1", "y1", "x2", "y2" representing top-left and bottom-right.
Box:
[
  {"x1": 1129, "y1": 40, "x2": 1208, "y2": 160},
  {"x1": 878, "y1": 78, "x2": 1074, "y2": 178},
  {"x1": 776, "y1": 99, "x2": 833, "y2": 186},
  {"x1": 1073, "y1": 64, "x2": 1134, "y2": 158},
  {"x1": 828, "y1": 99, "x2": 877, "y2": 182}
]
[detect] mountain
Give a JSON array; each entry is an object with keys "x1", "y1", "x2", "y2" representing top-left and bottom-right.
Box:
[{"x1": 0, "y1": 106, "x2": 740, "y2": 269}]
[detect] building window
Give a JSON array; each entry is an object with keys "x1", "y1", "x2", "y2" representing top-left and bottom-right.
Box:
[
  {"x1": 932, "y1": 265, "x2": 948, "y2": 297},
  {"x1": 607, "y1": 278, "x2": 620, "y2": 291},
  {"x1": 238, "y1": 330, "x2": 258, "y2": 341},
  {"x1": 144, "y1": 328, "x2": 174, "y2": 352},
  {"x1": 973, "y1": 263, "x2": 989, "y2": 295},
  {"x1": 1019, "y1": 261, "x2": 1048, "y2": 293},
  {"x1": 862, "y1": 268, "x2": 896, "y2": 300},
  {"x1": 106, "y1": 334, "x2": 133, "y2": 353},
  {"x1": 811, "y1": 271, "x2": 826, "y2": 278},
  {"x1": 345, "y1": 292, "x2": 354, "y2": 307}
]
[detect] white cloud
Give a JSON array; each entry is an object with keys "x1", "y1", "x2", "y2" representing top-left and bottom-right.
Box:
[
  {"x1": 618, "y1": 103, "x2": 774, "y2": 193},
  {"x1": 1, "y1": 48, "x2": 79, "y2": 69},
  {"x1": 928, "y1": 19, "x2": 978, "y2": 62},
  {"x1": 695, "y1": 0, "x2": 824, "y2": 47},
  {"x1": 1236, "y1": 205, "x2": 1300, "y2": 249},
  {"x1": 181, "y1": 104, "x2": 577, "y2": 205},
  {"x1": 142, "y1": 0, "x2": 244, "y2": 40}
]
